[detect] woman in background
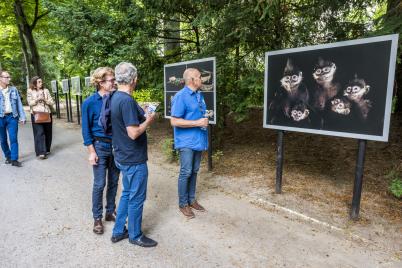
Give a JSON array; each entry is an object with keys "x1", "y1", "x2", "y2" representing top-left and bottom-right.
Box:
[{"x1": 27, "y1": 76, "x2": 55, "y2": 159}]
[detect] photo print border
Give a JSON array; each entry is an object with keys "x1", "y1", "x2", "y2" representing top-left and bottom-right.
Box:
[
  {"x1": 263, "y1": 34, "x2": 399, "y2": 142},
  {"x1": 164, "y1": 57, "x2": 217, "y2": 124}
]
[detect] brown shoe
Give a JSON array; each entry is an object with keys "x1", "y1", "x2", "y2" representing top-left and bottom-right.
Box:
[
  {"x1": 190, "y1": 201, "x2": 206, "y2": 212},
  {"x1": 179, "y1": 205, "x2": 195, "y2": 219},
  {"x1": 93, "y1": 219, "x2": 104, "y2": 234},
  {"x1": 105, "y1": 212, "x2": 116, "y2": 222}
]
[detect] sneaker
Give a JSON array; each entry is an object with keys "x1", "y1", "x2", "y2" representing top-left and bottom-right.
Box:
[
  {"x1": 5, "y1": 157, "x2": 11, "y2": 164},
  {"x1": 93, "y1": 219, "x2": 103, "y2": 235},
  {"x1": 38, "y1": 155, "x2": 47, "y2": 160},
  {"x1": 190, "y1": 201, "x2": 206, "y2": 212},
  {"x1": 111, "y1": 228, "x2": 129, "y2": 243},
  {"x1": 11, "y1": 160, "x2": 22, "y2": 167},
  {"x1": 179, "y1": 205, "x2": 195, "y2": 219}
]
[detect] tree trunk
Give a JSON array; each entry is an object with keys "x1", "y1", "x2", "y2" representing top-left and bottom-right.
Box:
[
  {"x1": 13, "y1": 0, "x2": 43, "y2": 77},
  {"x1": 16, "y1": 22, "x2": 31, "y2": 79},
  {"x1": 164, "y1": 18, "x2": 181, "y2": 59}
]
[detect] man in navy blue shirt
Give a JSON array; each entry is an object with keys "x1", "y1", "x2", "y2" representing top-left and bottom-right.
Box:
[
  {"x1": 171, "y1": 68, "x2": 209, "y2": 219},
  {"x1": 81, "y1": 67, "x2": 120, "y2": 235},
  {"x1": 110, "y1": 62, "x2": 157, "y2": 247}
]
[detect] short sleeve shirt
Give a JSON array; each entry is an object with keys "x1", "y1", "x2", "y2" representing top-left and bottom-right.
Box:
[
  {"x1": 171, "y1": 86, "x2": 208, "y2": 151},
  {"x1": 111, "y1": 91, "x2": 147, "y2": 165}
]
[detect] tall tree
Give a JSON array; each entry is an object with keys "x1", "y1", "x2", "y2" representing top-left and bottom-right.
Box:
[{"x1": 13, "y1": 0, "x2": 49, "y2": 78}]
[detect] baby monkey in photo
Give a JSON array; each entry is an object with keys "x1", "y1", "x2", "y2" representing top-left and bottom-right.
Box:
[
  {"x1": 330, "y1": 97, "x2": 351, "y2": 115},
  {"x1": 312, "y1": 57, "x2": 341, "y2": 110},
  {"x1": 290, "y1": 101, "x2": 310, "y2": 122},
  {"x1": 344, "y1": 75, "x2": 372, "y2": 120}
]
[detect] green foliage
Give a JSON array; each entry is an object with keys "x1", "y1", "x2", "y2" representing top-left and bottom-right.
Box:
[
  {"x1": 212, "y1": 150, "x2": 224, "y2": 162},
  {"x1": 386, "y1": 169, "x2": 402, "y2": 198},
  {"x1": 161, "y1": 138, "x2": 178, "y2": 162},
  {"x1": 392, "y1": 96, "x2": 398, "y2": 113},
  {"x1": 1, "y1": 0, "x2": 401, "y2": 122},
  {"x1": 133, "y1": 88, "x2": 163, "y2": 103},
  {"x1": 389, "y1": 178, "x2": 402, "y2": 198}
]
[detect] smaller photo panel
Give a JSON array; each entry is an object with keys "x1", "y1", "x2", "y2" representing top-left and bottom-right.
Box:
[
  {"x1": 61, "y1": 79, "x2": 69, "y2": 94},
  {"x1": 164, "y1": 57, "x2": 216, "y2": 124},
  {"x1": 84, "y1": 77, "x2": 91, "y2": 88},
  {"x1": 71, "y1": 76, "x2": 81, "y2": 95},
  {"x1": 51, "y1": 80, "x2": 57, "y2": 93}
]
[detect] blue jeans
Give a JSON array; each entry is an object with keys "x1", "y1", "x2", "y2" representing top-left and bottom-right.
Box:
[
  {"x1": 178, "y1": 148, "x2": 202, "y2": 208},
  {"x1": 0, "y1": 114, "x2": 19, "y2": 161},
  {"x1": 113, "y1": 161, "x2": 148, "y2": 240},
  {"x1": 92, "y1": 140, "x2": 120, "y2": 219}
]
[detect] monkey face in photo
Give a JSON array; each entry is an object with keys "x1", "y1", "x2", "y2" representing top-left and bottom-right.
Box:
[
  {"x1": 280, "y1": 58, "x2": 303, "y2": 93},
  {"x1": 290, "y1": 102, "x2": 310, "y2": 122},
  {"x1": 344, "y1": 75, "x2": 370, "y2": 101},
  {"x1": 330, "y1": 97, "x2": 351, "y2": 115},
  {"x1": 313, "y1": 58, "x2": 337, "y2": 84}
]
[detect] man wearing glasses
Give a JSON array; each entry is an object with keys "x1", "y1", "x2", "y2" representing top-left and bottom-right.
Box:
[
  {"x1": 81, "y1": 67, "x2": 120, "y2": 235},
  {"x1": 0, "y1": 70, "x2": 26, "y2": 167},
  {"x1": 170, "y1": 68, "x2": 209, "y2": 219}
]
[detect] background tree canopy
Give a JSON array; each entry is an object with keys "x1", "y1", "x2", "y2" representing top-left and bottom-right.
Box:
[{"x1": 0, "y1": 0, "x2": 401, "y2": 122}]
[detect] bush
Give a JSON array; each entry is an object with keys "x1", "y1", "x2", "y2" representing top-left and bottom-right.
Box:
[
  {"x1": 161, "y1": 138, "x2": 178, "y2": 162},
  {"x1": 386, "y1": 170, "x2": 402, "y2": 198},
  {"x1": 389, "y1": 178, "x2": 402, "y2": 198}
]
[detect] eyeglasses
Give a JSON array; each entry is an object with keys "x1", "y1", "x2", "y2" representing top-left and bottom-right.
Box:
[{"x1": 102, "y1": 78, "x2": 115, "y2": 83}]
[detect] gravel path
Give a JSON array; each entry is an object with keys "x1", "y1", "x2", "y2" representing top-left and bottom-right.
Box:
[{"x1": 0, "y1": 117, "x2": 400, "y2": 267}]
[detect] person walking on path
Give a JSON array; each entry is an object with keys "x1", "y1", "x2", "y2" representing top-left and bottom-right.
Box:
[
  {"x1": 81, "y1": 67, "x2": 120, "y2": 235},
  {"x1": 0, "y1": 70, "x2": 26, "y2": 167},
  {"x1": 170, "y1": 68, "x2": 209, "y2": 219},
  {"x1": 110, "y1": 62, "x2": 157, "y2": 247},
  {"x1": 27, "y1": 76, "x2": 55, "y2": 159}
]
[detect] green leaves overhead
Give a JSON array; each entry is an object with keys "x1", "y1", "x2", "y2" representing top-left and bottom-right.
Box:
[{"x1": 1, "y1": 0, "x2": 401, "y2": 116}]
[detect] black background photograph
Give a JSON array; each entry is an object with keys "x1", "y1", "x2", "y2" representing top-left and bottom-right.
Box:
[
  {"x1": 265, "y1": 37, "x2": 396, "y2": 140},
  {"x1": 164, "y1": 58, "x2": 216, "y2": 123}
]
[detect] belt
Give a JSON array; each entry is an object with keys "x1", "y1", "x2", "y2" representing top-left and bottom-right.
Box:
[{"x1": 94, "y1": 136, "x2": 112, "y2": 143}]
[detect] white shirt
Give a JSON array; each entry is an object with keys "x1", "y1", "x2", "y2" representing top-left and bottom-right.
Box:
[{"x1": 1, "y1": 87, "x2": 12, "y2": 114}]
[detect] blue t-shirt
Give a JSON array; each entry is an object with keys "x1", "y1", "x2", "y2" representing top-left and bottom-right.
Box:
[
  {"x1": 171, "y1": 86, "x2": 208, "y2": 151},
  {"x1": 111, "y1": 91, "x2": 147, "y2": 165}
]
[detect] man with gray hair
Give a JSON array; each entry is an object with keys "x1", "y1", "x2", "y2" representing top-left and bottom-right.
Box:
[{"x1": 110, "y1": 62, "x2": 157, "y2": 247}]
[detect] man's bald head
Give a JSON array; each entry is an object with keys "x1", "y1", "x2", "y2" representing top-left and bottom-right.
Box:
[{"x1": 183, "y1": 68, "x2": 201, "y2": 85}]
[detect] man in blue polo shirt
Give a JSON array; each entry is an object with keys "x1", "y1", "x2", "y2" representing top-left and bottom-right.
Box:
[
  {"x1": 81, "y1": 67, "x2": 120, "y2": 235},
  {"x1": 170, "y1": 68, "x2": 209, "y2": 219}
]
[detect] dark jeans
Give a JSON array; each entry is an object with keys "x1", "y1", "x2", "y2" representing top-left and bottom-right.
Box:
[
  {"x1": 31, "y1": 113, "x2": 52, "y2": 156},
  {"x1": 178, "y1": 148, "x2": 202, "y2": 207},
  {"x1": 92, "y1": 140, "x2": 120, "y2": 220},
  {"x1": 113, "y1": 161, "x2": 148, "y2": 240},
  {"x1": 0, "y1": 114, "x2": 19, "y2": 161}
]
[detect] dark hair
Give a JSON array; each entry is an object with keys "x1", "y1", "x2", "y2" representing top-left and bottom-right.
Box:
[{"x1": 29, "y1": 76, "x2": 42, "y2": 90}]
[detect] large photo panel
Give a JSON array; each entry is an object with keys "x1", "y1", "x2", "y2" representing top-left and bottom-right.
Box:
[
  {"x1": 263, "y1": 34, "x2": 399, "y2": 142},
  {"x1": 164, "y1": 57, "x2": 216, "y2": 124}
]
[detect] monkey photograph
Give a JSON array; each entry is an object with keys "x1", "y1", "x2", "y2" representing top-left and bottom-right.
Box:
[{"x1": 265, "y1": 35, "x2": 398, "y2": 141}]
